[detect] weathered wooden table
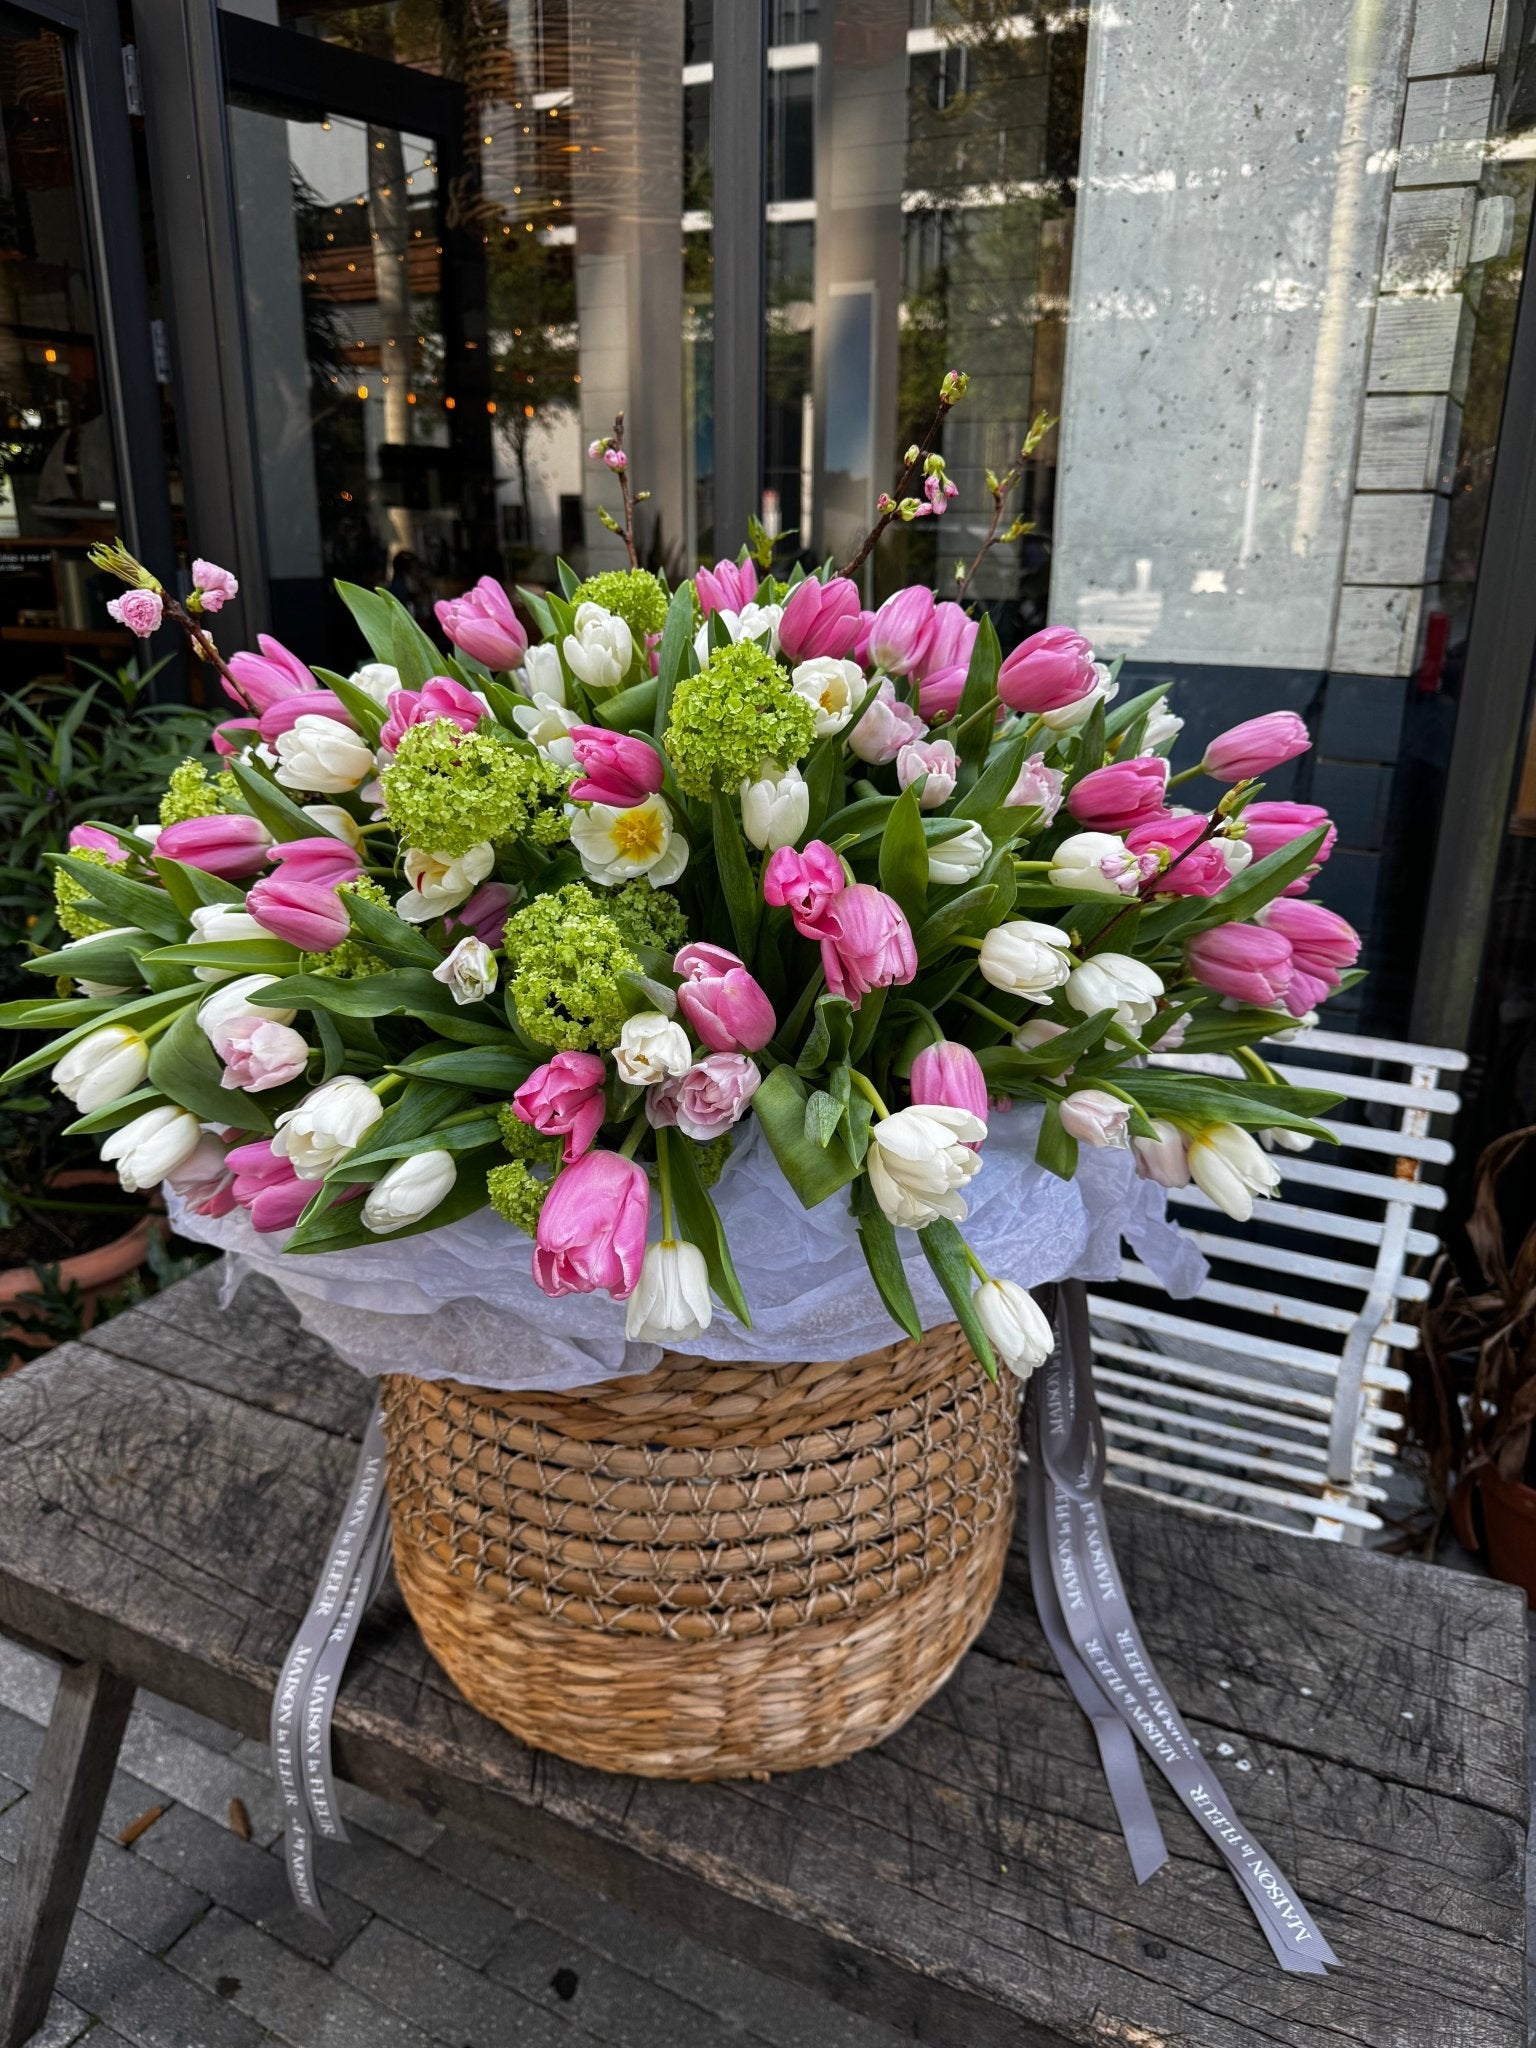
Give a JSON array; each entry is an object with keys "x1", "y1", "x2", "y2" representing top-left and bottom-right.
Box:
[{"x1": 0, "y1": 1267, "x2": 1527, "y2": 2047}]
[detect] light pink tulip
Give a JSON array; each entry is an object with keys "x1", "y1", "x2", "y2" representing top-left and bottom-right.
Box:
[
  {"x1": 896, "y1": 738, "x2": 958, "y2": 810},
  {"x1": 265, "y1": 836, "x2": 366, "y2": 888},
  {"x1": 568, "y1": 726, "x2": 666, "y2": 809},
  {"x1": 449, "y1": 881, "x2": 516, "y2": 949},
  {"x1": 852, "y1": 609, "x2": 878, "y2": 667},
  {"x1": 1132, "y1": 1120, "x2": 1190, "y2": 1188},
  {"x1": 1258, "y1": 898, "x2": 1360, "y2": 984},
  {"x1": 156, "y1": 813, "x2": 272, "y2": 879},
  {"x1": 1059, "y1": 1088, "x2": 1131, "y2": 1148},
  {"x1": 777, "y1": 575, "x2": 860, "y2": 661},
  {"x1": 532, "y1": 1150, "x2": 650, "y2": 1299},
  {"x1": 192, "y1": 559, "x2": 239, "y2": 613},
  {"x1": 378, "y1": 676, "x2": 484, "y2": 753},
  {"x1": 166, "y1": 1133, "x2": 239, "y2": 1217},
  {"x1": 213, "y1": 1015, "x2": 310, "y2": 1093},
  {"x1": 1203, "y1": 711, "x2": 1310, "y2": 782},
  {"x1": 910, "y1": 1042, "x2": 988, "y2": 1144},
  {"x1": 1068, "y1": 756, "x2": 1169, "y2": 832},
  {"x1": 246, "y1": 872, "x2": 350, "y2": 950},
  {"x1": 674, "y1": 943, "x2": 776, "y2": 1054},
  {"x1": 1126, "y1": 813, "x2": 1234, "y2": 899},
  {"x1": 762, "y1": 840, "x2": 846, "y2": 937},
  {"x1": 694, "y1": 557, "x2": 758, "y2": 617},
  {"x1": 513, "y1": 1050, "x2": 607, "y2": 1164},
  {"x1": 849, "y1": 679, "x2": 927, "y2": 765},
  {"x1": 866, "y1": 586, "x2": 936, "y2": 677},
  {"x1": 819, "y1": 884, "x2": 917, "y2": 1004},
  {"x1": 225, "y1": 634, "x2": 316, "y2": 712},
  {"x1": 1004, "y1": 754, "x2": 1063, "y2": 821},
  {"x1": 68, "y1": 824, "x2": 124, "y2": 858},
  {"x1": 997, "y1": 626, "x2": 1097, "y2": 715},
  {"x1": 1185, "y1": 924, "x2": 1294, "y2": 1007},
  {"x1": 258, "y1": 691, "x2": 355, "y2": 743},
  {"x1": 647, "y1": 1054, "x2": 760, "y2": 1141},
  {"x1": 435, "y1": 577, "x2": 528, "y2": 669},
  {"x1": 1240, "y1": 802, "x2": 1336, "y2": 894},
  {"x1": 107, "y1": 590, "x2": 163, "y2": 638}
]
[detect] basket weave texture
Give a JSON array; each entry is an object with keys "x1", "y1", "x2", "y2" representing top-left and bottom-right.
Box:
[{"x1": 380, "y1": 1321, "x2": 1020, "y2": 1779}]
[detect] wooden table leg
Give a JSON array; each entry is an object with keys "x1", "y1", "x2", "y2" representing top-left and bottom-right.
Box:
[{"x1": 0, "y1": 1661, "x2": 135, "y2": 2048}]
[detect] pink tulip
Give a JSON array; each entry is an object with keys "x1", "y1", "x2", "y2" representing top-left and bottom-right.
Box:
[
  {"x1": 1203, "y1": 711, "x2": 1311, "y2": 782},
  {"x1": 910, "y1": 1042, "x2": 988, "y2": 1143},
  {"x1": 865, "y1": 586, "x2": 936, "y2": 678},
  {"x1": 1126, "y1": 812, "x2": 1235, "y2": 898},
  {"x1": 1258, "y1": 898, "x2": 1360, "y2": 985},
  {"x1": 258, "y1": 691, "x2": 355, "y2": 743},
  {"x1": 166, "y1": 1132, "x2": 238, "y2": 1217},
  {"x1": 917, "y1": 666, "x2": 973, "y2": 722},
  {"x1": 532, "y1": 1150, "x2": 650, "y2": 1299},
  {"x1": 225, "y1": 634, "x2": 315, "y2": 713},
  {"x1": 1060, "y1": 1088, "x2": 1131, "y2": 1148},
  {"x1": 1185, "y1": 924, "x2": 1294, "y2": 1007},
  {"x1": 513, "y1": 1050, "x2": 607, "y2": 1164},
  {"x1": 1284, "y1": 966, "x2": 1334, "y2": 1019},
  {"x1": 227, "y1": 1137, "x2": 313, "y2": 1233},
  {"x1": 1004, "y1": 754, "x2": 1063, "y2": 821},
  {"x1": 1241, "y1": 802, "x2": 1336, "y2": 894},
  {"x1": 265, "y1": 836, "x2": 365, "y2": 888},
  {"x1": 777, "y1": 575, "x2": 860, "y2": 661},
  {"x1": 378, "y1": 676, "x2": 485, "y2": 753},
  {"x1": 568, "y1": 727, "x2": 666, "y2": 809},
  {"x1": 107, "y1": 590, "x2": 163, "y2": 638},
  {"x1": 647, "y1": 1053, "x2": 760, "y2": 1142},
  {"x1": 674, "y1": 943, "x2": 776, "y2": 1053},
  {"x1": 918, "y1": 601, "x2": 978, "y2": 683},
  {"x1": 213, "y1": 718, "x2": 261, "y2": 757},
  {"x1": 694, "y1": 557, "x2": 758, "y2": 617},
  {"x1": 852, "y1": 609, "x2": 878, "y2": 667},
  {"x1": 246, "y1": 872, "x2": 350, "y2": 950},
  {"x1": 849, "y1": 679, "x2": 926, "y2": 765},
  {"x1": 997, "y1": 626, "x2": 1097, "y2": 715},
  {"x1": 67, "y1": 824, "x2": 123, "y2": 858},
  {"x1": 192, "y1": 559, "x2": 239, "y2": 613},
  {"x1": 1067, "y1": 756, "x2": 1170, "y2": 831},
  {"x1": 896, "y1": 738, "x2": 958, "y2": 810},
  {"x1": 449, "y1": 881, "x2": 516, "y2": 949},
  {"x1": 156, "y1": 813, "x2": 272, "y2": 879},
  {"x1": 213, "y1": 1015, "x2": 310, "y2": 1093},
  {"x1": 762, "y1": 840, "x2": 846, "y2": 937},
  {"x1": 435, "y1": 577, "x2": 528, "y2": 670},
  {"x1": 819, "y1": 884, "x2": 917, "y2": 1003}
]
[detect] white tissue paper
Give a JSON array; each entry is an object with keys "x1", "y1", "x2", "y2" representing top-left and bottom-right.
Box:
[{"x1": 168, "y1": 1107, "x2": 1206, "y2": 1394}]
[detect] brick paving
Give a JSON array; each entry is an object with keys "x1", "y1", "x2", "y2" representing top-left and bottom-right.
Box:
[{"x1": 0, "y1": 1640, "x2": 911, "y2": 2048}]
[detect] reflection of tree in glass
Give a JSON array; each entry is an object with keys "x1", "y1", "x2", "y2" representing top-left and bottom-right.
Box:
[{"x1": 486, "y1": 234, "x2": 577, "y2": 553}]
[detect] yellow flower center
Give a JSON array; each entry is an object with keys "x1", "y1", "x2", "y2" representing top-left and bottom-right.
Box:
[{"x1": 612, "y1": 806, "x2": 665, "y2": 861}]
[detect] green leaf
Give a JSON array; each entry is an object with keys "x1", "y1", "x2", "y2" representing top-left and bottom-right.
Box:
[
  {"x1": 63, "y1": 1086, "x2": 166, "y2": 1136},
  {"x1": 397, "y1": 1045, "x2": 534, "y2": 1090},
  {"x1": 955, "y1": 729, "x2": 1031, "y2": 821},
  {"x1": 652, "y1": 581, "x2": 696, "y2": 741},
  {"x1": 1, "y1": 986, "x2": 202, "y2": 1090},
  {"x1": 267, "y1": 970, "x2": 514, "y2": 1044},
  {"x1": 752, "y1": 1064, "x2": 860, "y2": 1208},
  {"x1": 286, "y1": 1143, "x2": 502, "y2": 1253},
  {"x1": 335, "y1": 580, "x2": 398, "y2": 666},
  {"x1": 147, "y1": 998, "x2": 275, "y2": 1130},
  {"x1": 802, "y1": 733, "x2": 841, "y2": 836},
  {"x1": 224, "y1": 758, "x2": 322, "y2": 843},
  {"x1": 341, "y1": 890, "x2": 443, "y2": 966},
  {"x1": 1121, "y1": 1069, "x2": 1340, "y2": 1138},
  {"x1": 150, "y1": 857, "x2": 248, "y2": 917},
  {"x1": 517, "y1": 586, "x2": 556, "y2": 639},
  {"x1": 389, "y1": 604, "x2": 444, "y2": 690},
  {"x1": 877, "y1": 784, "x2": 929, "y2": 927},
  {"x1": 666, "y1": 1131, "x2": 752, "y2": 1327},
  {"x1": 0, "y1": 996, "x2": 117, "y2": 1031},
  {"x1": 311, "y1": 667, "x2": 387, "y2": 744},
  {"x1": 910, "y1": 884, "x2": 996, "y2": 956},
  {"x1": 976, "y1": 1009, "x2": 1115, "y2": 1083},
  {"x1": 590, "y1": 676, "x2": 659, "y2": 731},
  {"x1": 1183, "y1": 828, "x2": 1329, "y2": 932},
  {"x1": 24, "y1": 931, "x2": 151, "y2": 987},
  {"x1": 1035, "y1": 1100, "x2": 1078, "y2": 1180},
  {"x1": 952, "y1": 615, "x2": 1002, "y2": 775},
  {"x1": 1105, "y1": 683, "x2": 1175, "y2": 741},
  {"x1": 145, "y1": 938, "x2": 302, "y2": 973},
  {"x1": 850, "y1": 1176, "x2": 921, "y2": 1340},
  {"x1": 556, "y1": 557, "x2": 582, "y2": 600},
  {"x1": 314, "y1": 1003, "x2": 347, "y2": 1081},
  {"x1": 710, "y1": 789, "x2": 761, "y2": 958},
  {"x1": 794, "y1": 992, "x2": 854, "y2": 1075},
  {"x1": 342, "y1": 1113, "x2": 501, "y2": 1180},
  {"x1": 917, "y1": 1218, "x2": 998, "y2": 1377},
  {"x1": 849, "y1": 985, "x2": 888, "y2": 1063},
  {"x1": 50, "y1": 854, "x2": 185, "y2": 941},
  {"x1": 804, "y1": 1087, "x2": 844, "y2": 1148}
]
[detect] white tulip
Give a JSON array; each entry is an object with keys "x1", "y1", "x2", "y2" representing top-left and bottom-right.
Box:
[
  {"x1": 397, "y1": 842, "x2": 495, "y2": 922},
  {"x1": 361, "y1": 1149, "x2": 458, "y2": 1233},
  {"x1": 349, "y1": 662, "x2": 402, "y2": 708},
  {"x1": 927, "y1": 820, "x2": 991, "y2": 886},
  {"x1": 1065, "y1": 952, "x2": 1163, "y2": 1033},
  {"x1": 51, "y1": 1025, "x2": 148, "y2": 1113},
  {"x1": 197, "y1": 973, "x2": 297, "y2": 1043},
  {"x1": 866, "y1": 1104, "x2": 986, "y2": 1229},
  {"x1": 273, "y1": 1074, "x2": 385, "y2": 1179},
  {"x1": 301, "y1": 804, "x2": 364, "y2": 847},
  {"x1": 1187, "y1": 1122, "x2": 1281, "y2": 1221},
  {"x1": 614, "y1": 1011, "x2": 692, "y2": 1086},
  {"x1": 1048, "y1": 831, "x2": 1146, "y2": 898},
  {"x1": 972, "y1": 1278, "x2": 1054, "y2": 1380},
  {"x1": 1012, "y1": 1018, "x2": 1070, "y2": 1054},
  {"x1": 1213, "y1": 833, "x2": 1252, "y2": 881},
  {"x1": 513, "y1": 691, "x2": 580, "y2": 765},
  {"x1": 100, "y1": 1104, "x2": 202, "y2": 1192},
  {"x1": 188, "y1": 903, "x2": 268, "y2": 981},
  {"x1": 568, "y1": 795, "x2": 688, "y2": 887},
  {"x1": 1039, "y1": 660, "x2": 1119, "y2": 733},
  {"x1": 431, "y1": 935, "x2": 498, "y2": 1006},
  {"x1": 76, "y1": 980, "x2": 131, "y2": 999},
  {"x1": 1132, "y1": 1117, "x2": 1190, "y2": 1188},
  {"x1": 134, "y1": 823, "x2": 163, "y2": 848},
  {"x1": 1141, "y1": 703, "x2": 1183, "y2": 751},
  {"x1": 740, "y1": 763, "x2": 809, "y2": 851},
  {"x1": 978, "y1": 920, "x2": 1072, "y2": 1002},
  {"x1": 624, "y1": 1239, "x2": 714, "y2": 1343},
  {"x1": 519, "y1": 641, "x2": 567, "y2": 704},
  {"x1": 693, "y1": 603, "x2": 783, "y2": 665},
  {"x1": 563, "y1": 603, "x2": 634, "y2": 690},
  {"x1": 1263, "y1": 1126, "x2": 1315, "y2": 1154},
  {"x1": 1059, "y1": 1088, "x2": 1131, "y2": 1148},
  {"x1": 273, "y1": 713, "x2": 375, "y2": 793},
  {"x1": 789, "y1": 656, "x2": 860, "y2": 736}
]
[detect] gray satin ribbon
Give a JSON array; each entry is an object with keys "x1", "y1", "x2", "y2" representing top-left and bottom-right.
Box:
[
  {"x1": 1028, "y1": 1280, "x2": 1338, "y2": 1976},
  {"x1": 270, "y1": 1404, "x2": 390, "y2": 1920}
]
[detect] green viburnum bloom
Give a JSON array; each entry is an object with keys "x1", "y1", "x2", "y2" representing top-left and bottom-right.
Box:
[
  {"x1": 381, "y1": 719, "x2": 572, "y2": 859},
  {"x1": 504, "y1": 882, "x2": 638, "y2": 1051},
  {"x1": 494, "y1": 1102, "x2": 564, "y2": 1167},
  {"x1": 605, "y1": 879, "x2": 689, "y2": 957},
  {"x1": 157, "y1": 759, "x2": 228, "y2": 827},
  {"x1": 53, "y1": 848, "x2": 118, "y2": 939},
  {"x1": 486, "y1": 1159, "x2": 551, "y2": 1237},
  {"x1": 570, "y1": 568, "x2": 669, "y2": 644},
  {"x1": 693, "y1": 1129, "x2": 733, "y2": 1189},
  {"x1": 306, "y1": 878, "x2": 391, "y2": 980},
  {"x1": 665, "y1": 642, "x2": 817, "y2": 801}
]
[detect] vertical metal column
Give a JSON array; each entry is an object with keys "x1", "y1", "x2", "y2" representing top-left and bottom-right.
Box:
[{"x1": 711, "y1": 0, "x2": 768, "y2": 555}]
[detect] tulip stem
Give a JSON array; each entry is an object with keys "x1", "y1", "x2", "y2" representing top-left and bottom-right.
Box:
[
  {"x1": 952, "y1": 992, "x2": 1018, "y2": 1036},
  {"x1": 1167, "y1": 763, "x2": 1205, "y2": 788},
  {"x1": 655, "y1": 1127, "x2": 676, "y2": 1239},
  {"x1": 619, "y1": 1114, "x2": 648, "y2": 1160},
  {"x1": 1013, "y1": 860, "x2": 1052, "y2": 871},
  {"x1": 371, "y1": 1073, "x2": 406, "y2": 1101},
  {"x1": 947, "y1": 693, "x2": 1002, "y2": 743},
  {"x1": 948, "y1": 934, "x2": 983, "y2": 950},
  {"x1": 902, "y1": 998, "x2": 945, "y2": 1046},
  {"x1": 962, "y1": 1243, "x2": 991, "y2": 1283},
  {"x1": 850, "y1": 1070, "x2": 890, "y2": 1120},
  {"x1": 1236, "y1": 1045, "x2": 1277, "y2": 1087},
  {"x1": 777, "y1": 967, "x2": 825, "y2": 1052}
]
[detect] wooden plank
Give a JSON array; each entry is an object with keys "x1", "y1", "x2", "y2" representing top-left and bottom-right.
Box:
[
  {"x1": 0, "y1": 1301, "x2": 1524, "y2": 2044},
  {"x1": 1408, "y1": 0, "x2": 1497, "y2": 75},
  {"x1": 1382, "y1": 187, "x2": 1476, "y2": 290},
  {"x1": 1397, "y1": 73, "x2": 1496, "y2": 184},
  {"x1": 1356, "y1": 394, "x2": 1460, "y2": 492}
]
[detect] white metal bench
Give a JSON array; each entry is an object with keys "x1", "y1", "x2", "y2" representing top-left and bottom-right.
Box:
[{"x1": 1092, "y1": 1026, "x2": 1465, "y2": 1542}]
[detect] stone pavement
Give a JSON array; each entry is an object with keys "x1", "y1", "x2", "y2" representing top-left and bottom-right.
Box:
[{"x1": 0, "y1": 1639, "x2": 910, "y2": 2048}]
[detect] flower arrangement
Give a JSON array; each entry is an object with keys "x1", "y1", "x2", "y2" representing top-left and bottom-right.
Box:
[{"x1": 2, "y1": 388, "x2": 1354, "y2": 1381}]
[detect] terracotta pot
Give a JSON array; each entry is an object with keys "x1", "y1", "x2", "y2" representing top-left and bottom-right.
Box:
[
  {"x1": 1, "y1": 1169, "x2": 164, "y2": 1370},
  {"x1": 1451, "y1": 1466, "x2": 1536, "y2": 1608}
]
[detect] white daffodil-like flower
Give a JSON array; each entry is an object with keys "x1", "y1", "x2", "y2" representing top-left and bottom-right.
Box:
[
  {"x1": 513, "y1": 690, "x2": 581, "y2": 765},
  {"x1": 978, "y1": 920, "x2": 1072, "y2": 1002},
  {"x1": 971, "y1": 1278, "x2": 1053, "y2": 1380},
  {"x1": 100, "y1": 1105, "x2": 202, "y2": 1193},
  {"x1": 927, "y1": 820, "x2": 991, "y2": 886},
  {"x1": 361, "y1": 1149, "x2": 457, "y2": 1233},
  {"x1": 1064, "y1": 951, "x2": 1163, "y2": 1032},
  {"x1": 563, "y1": 603, "x2": 634, "y2": 690},
  {"x1": 789, "y1": 656, "x2": 860, "y2": 736},
  {"x1": 396, "y1": 843, "x2": 495, "y2": 922},
  {"x1": 273, "y1": 713, "x2": 375, "y2": 793},
  {"x1": 51, "y1": 1025, "x2": 148, "y2": 1113},
  {"x1": 568, "y1": 794, "x2": 688, "y2": 887},
  {"x1": 613, "y1": 1011, "x2": 692, "y2": 1086},
  {"x1": 693, "y1": 602, "x2": 784, "y2": 665},
  {"x1": 1187, "y1": 1122, "x2": 1282, "y2": 1221},
  {"x1": 432, "y1": 936, "x2": 498, "y2": 1006},
  {"x1": 624, "y1": 1239, "x2": 714, "y2": 1343},
  {"x1": 349, "y1": 662, "x2": 402, "y2": 707},
  {"x1": 272, "y1": 1075, "x2": 385, "y2": 1180},
  {"x1": 740, "y1": 763, "x2": 809, "y2": 851},
  {"x1": 866, "y1": 1103, "x2": 986, "y2": 1229}
]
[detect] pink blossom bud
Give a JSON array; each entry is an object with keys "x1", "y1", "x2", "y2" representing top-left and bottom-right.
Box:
[
  {"x1": 68, "y1": 824, "x2": 124, "y2": 858},
  {"x1": 1257, "y1": 898, "x2": 1360, "y2": 987},
  {"x1": 1185, "y1": 924, "x2": 1294, "y2": 1007},
  {"x1": 434, "y1": 576, "x2": 527, "y2": 670},
  {"x1": 910, "y1": 1041, "x2": 988, "y2": 1143},
  {"x1": 568, "y1": 726, "x2": 666, "y2": 809},
  {"x1": 1240, "y1": 801, "x2": 1336, "y2": 894},
  {"x1": 1004, "y1": 754, "x2": 1063, "y2": 821},
  {"x1": 213, "y1": 1015, "x2": 310, "y2": 1092},
  {"x1": 449, "y1": 881, "x2": 516, "y2": 950},
  {"x1": 587, "y1": 439, "x2": 606, "y2": 459},
  {"x1": 647, "y1": 1053, "x2": 761, "y2": 1142},
  {"x1": 849, "y1": 679, "x2": 927, "y2": 765},
  {"x1": 246, "y1": 872, "x2": 351, "y2": 951},
  {"x1": 997, "y1": 626, "x2": 1097, "y2": 715},
  {"x1": 156, "y1": 813, "x2": 272, "y2": 879},
  {"x1": 1202, "y1": 711, "x2": 1311, "y2": 782},
  {"x1": 1059, "y1": 1088, "x2": 1131, "y2": 1148},
  {"x1": 513, "y1": 1049, "x2": 607, "y2": 1164},
  {"x1": 818, "y1": 884, "x2": 917, "y2": 1004},
  {"x1": 191, "y1": 559, "x2": 239, "y2": 613},
  {"x1": 777, "y1": 575, "x2": 860, "y2": 661},
  {"x1": 762, "y1": 840, "x2": 846, "y2": 936},
  {"x1": 224, "y1": 634, "x2": 316, "y2": 713},
  {"x1": 866, "y1": 586, "x2": 937, "y2": 677},
  {"x1": 532, "y1": 1150, "x2": 650, "y2": 1299},
  {"x1": 378, "y1": 676, "x2": 485, "y2": 753},
  {"x1": 265, "y1": 836, "x2": 365, "y2": 888},
  {"x1": 603, "y1": 447, "x2": 628, "y2": 471},
  {"x1": 1067, "y1": 756, "x2": 1170, "y2": 832},
  {"x1": 695, "y1": 557, "x2": 759, "y2": 618},
  {"x1": 896, "y1": 737, "x2": 959, "y2": 810},
  {"x1": 107, "y1": 590, "x2": 163, "y2": 638},
  {"x1": 257, "y1": 691, "x2": 355, "y2": 743},
  {"x1": 674, "y1": 942, "x2": 776, "y2": 1054}
]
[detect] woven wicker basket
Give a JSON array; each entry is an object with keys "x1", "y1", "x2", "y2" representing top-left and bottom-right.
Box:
[{"x1": 379, "y1": 1322, "x2": 1020, "y2": 1779}]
